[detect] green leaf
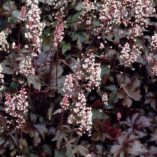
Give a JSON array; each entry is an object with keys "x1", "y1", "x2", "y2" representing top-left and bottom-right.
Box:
[
  {"x1": 10, "y1": 81, "x2": 19, "y2": 90},
  {"x1": 61, "y1": 41, "x2": 71, "y2": 54},
  {"x1": 42, "y1": 144, "x2": 52, "y2": 155},
  {"x1": 0, "y1": 86, "x2": 7, "y2": 92},
  {"x1": 27, "y1": 76, "x2": 41, "y2": 91},
  {"x1": 66, "y1": 144, "x2": 74, "y2": 157},
  {"x1": 101, "y1": 65, "x2": 110, "y2": 77},
  {"x1": 109, "y1": 93, "x2": 118, "y2": 105},
  {"x1": 0, "y1": 18, "x2": 8, "y2": 31},
  {"x1": 77, "y1": 32, "x2": 89, "y2": 42},
  {"x1": 92, "y1": 109, "x2": 108, "y2": 120},
  {"x1": 77, "y1": 39, "x2": 82, "y2": 50},
  {"x1": 3, "y1": 1, "x2": 17, "y2": 11},
  {"x1": 55, "y1": 150, "x2": 66, "y2": 157},
  {"x1": 10, "y1": 150, "x2": 17, "y2": 157},
  {"x1": 71, "y1": 32, "x2": 89, "y2": 43},
  {"x1": 104, "y1": 85, "x2": 117, "y2": 92},
  {"x1": 1, "y1": 60, "x2": 13, "y2": 74},
  {"x1": 12, "y1": 10, "x2": 19, "y2": 19},
  {"x1": 75, "y1": 2, "x2": 83, "y2": 11},
  {"x1": 67, "y1": 12, "x2": 81, "y2": 24},
  {"x1": 92, "y1": 20, "x2": 101, "y2": 27}
]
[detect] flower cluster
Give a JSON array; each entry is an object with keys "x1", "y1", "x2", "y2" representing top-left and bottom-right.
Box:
[
  {"x1": 53, "y1": 14, "x2": 64, "y2": 49},
  {"x1": 151, "y1": 33, "x2": 157, "y2": 51},
  {"x1": 81, "y1": 53, "x2": 101, "y2": 91},
  {"x1": 1, "y1": 0, "x2": 157, "y2": 156},
  {"x1": 4, "y1": 88, "x2": 29, "y2": 129},
  {"x1": 68, "y1": 91, "x2": 92, "y2": 136},
  {"x1": 24, "y1": 0, "x2": 45, "y2": 54},
  {"x1": 119, "y1": 42, "x2": 142, "y2": 67},
  {"x1": 45, "y1": 0, "x2": 68, "y2": 10},
  {"x1": 82, "y1": 0, "x2": 95, "y2": 13},
  {"x1": 61, "y1": 76, "x2": 92, "y2": 135},
  {"x1": 102, "y1": 92, "x2": 108, "y2": 106},
  {"x1": 146, "y1": 53, "x2": 157, "y2": 76},
  {"x1": 150, "y1": 61, "x2": 157, "y2": 76},
  {"x1": 63, "y1": 74, "x2": 77, "y2": 98},
  {"x1": 133, "y1": 0, "x2": 153, "y2": 24},
  {"x1": 60, "y1": 53, "x2": 102, "y2": 135},
  {"x1": 19, "y1": 6, "x2": 26, "y2": 21},
  {"x1": 0, "y1": 31, "x2": 9, "y2": 52},
  {"x1": 60, "y1": 94, "x2": 70, "y2": 110},
  {"x1": 60, "y1": 74, "x2": 77, "y2": 110},
  {"x1": 96, "y1": 0, "x2": 153, "y2": 36},
  {"x1": 128, "y1": 0, "x2": 154, "y2": 37},
  {"x1": 99, "y1": 0, "x2": 121, "y2": 31},
  {"x1": 18, "y1": 55, "x2": 35, "y2": 77}
]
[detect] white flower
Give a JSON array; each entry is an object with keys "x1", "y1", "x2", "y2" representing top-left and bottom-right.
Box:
[
  {"x1": 5, "y1": 88, "x2": 29, "y2": 129},
  {"x1": 82, "y1": 53, "x2": 101, "y2": 91},
  {"x1": 67, "y1": 91, "x2": 92, "y2": 136},
  {"x1": 61, "y1": 53, "x2": 102, "y2": 136},
  {"x1": 0, "y1": 31, "x2": 9, "y2": 51},
  {"x1": 25, "y1": 0, "x2": 45, "y2": 53},
  {"x1": 102, "y1": 92, "x2": 108, "y2": 106},
  {"x1": 151, "y1": 33, "x2": 157, "y2": 51},
  {"x1": 19, "y1": 55, "x2": 35, "y2": 77},
  {"x1": 119, "y1": 43, "x2": 141, "y2": 67}
]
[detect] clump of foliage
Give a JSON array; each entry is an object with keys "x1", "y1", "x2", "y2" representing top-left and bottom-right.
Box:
[{"x1": 0, "y1": 0, "x2": 157, "y2": 157}]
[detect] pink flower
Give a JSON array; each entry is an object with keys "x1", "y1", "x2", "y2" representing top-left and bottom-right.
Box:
[
  {"x1": 24, "y1": 0, "x2": 45, "y2": 54},
  {"x1": 117, "y1": 112, "x2": 122, "y2": 121},
  {"x1": 4, "y1": 88, "x2": 29, "y2": 129},
  {"x1": 151, "y1": 33, "x2": 157, "y2": 51},
  {"x1": 53, "y1": 15, "x2": 64, "y2": 49}
]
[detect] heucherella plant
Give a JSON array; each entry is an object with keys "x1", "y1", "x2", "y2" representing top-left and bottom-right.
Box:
[
  {"x1": 60, "y1": 52, "x2": 101, "y2": 136},
  {"x1": 0, "y1": 0, "x2": 157, "y2": 156}
]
